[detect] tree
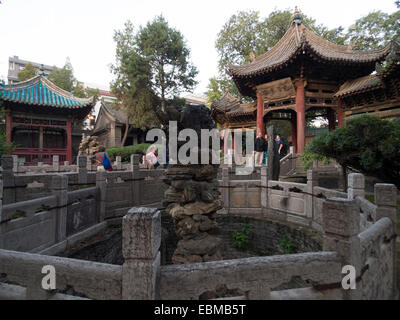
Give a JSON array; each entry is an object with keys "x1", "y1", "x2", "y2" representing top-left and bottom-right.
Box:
[
  {"x1": 347, "y1": 10, "x2": 400, "y2": 50},
  {"x1": 111, "y1": 21, "x2": 159, "y2": 146},
  {"x1": 48, "y1": 59, "x2": 75, "y2": 92},
  {"x1": 72, "y1": 81, "x2": 87, "y2": 98},
  {"x1": 0, "y1": 105, "x2": 15, "y2": 156},
  {"x1": 136, "y1": 15, "x2": 198, "y2": 112},
  {"x1": 48, "y1": 59, "x2": 94, "y2": 99},
  {"x1": 18, "y1": 63, "x2": 36, "y2": 81},
  {"x1": 302, "y1": 115, "x2": 400, "y2": 190}
]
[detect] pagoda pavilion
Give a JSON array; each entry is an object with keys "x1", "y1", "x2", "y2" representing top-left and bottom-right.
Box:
[
  {"x1": 0, "y1": 75, "x2": 95, "y2": 165},
  {"x1": 212, "y1": 8, "x2": 395, "y2": 154}
]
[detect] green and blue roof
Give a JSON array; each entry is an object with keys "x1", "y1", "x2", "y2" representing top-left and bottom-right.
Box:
[{"x1": 0, "y1": 75, "x2": 94, "y2": 108}]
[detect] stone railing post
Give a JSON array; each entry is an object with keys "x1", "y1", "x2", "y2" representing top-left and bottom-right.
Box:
[
  {"x1": 307, "y1": 169, "x2": 318, "y2": 223},
  {"x1": 77, "y1": 155, "x2": 88, "y2": 185},
  {"x1": 347, "y1": 173, "x2": 365, "y2": 200},
  {"x1": 86, "y1": 156, "x2": 92, "y2": 172},
  {"x1": 220, "y1": 167, "x2": 230, "y2": 214},
  {"x1": 12, "y1": 155, "x2": 18, "y2": 173},
  {"x1": 122, "y1": 207, "x2": 161, "y2": 299},
  {"x1": 375, "y1": 184, "x2": 397, "y2": 223},
  {"x1": 53, "y1": 155, "x2": 60, "y2": 172},
  {"x1": 375, "y1": 183, "x2": 398, "y2": 298},
  {"x1": 322, "y1": 197, "x2": 362, "y2": 299},
  {"x1": 115, "y1": 156, "x2": 122, "y2": 170},
  {"x1": 131, "y1": 154, "x2": 141, "y2": 206},
  {"x1": 51, "y1": 175, "x2": 68, "y2": 242},
  {"x1": 1, "y1": 155, "x2": 15, "y2": 204},
  {"x1": 261, "y1": 166, "x2": 268, "y2": 211},
  {"x1": 96, "y1": 171, "x2": 107, "y2": 222}
]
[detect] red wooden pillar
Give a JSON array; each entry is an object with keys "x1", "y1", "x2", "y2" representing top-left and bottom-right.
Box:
[
  {"x1": 5, "y1": 109, "x2": 12, "y2": 144},
  {"x1": 67, "y1": 117, "x2": 72, "y2": 164},
  {"x1": 256, "y1": 92, "x2": 265, "y2": 137},
  {"x1": 327, "y1": 108, "x2": 336, "y2": 131},
  {"x1": 337, "y1": 99, "x2": 344, "y2": 128},
  {"x1": 291, "y1": 115, "x2": 297, "y2": 153},
  {"x1": 296, "y1": 79, "x2": 306, "y2": 154}
]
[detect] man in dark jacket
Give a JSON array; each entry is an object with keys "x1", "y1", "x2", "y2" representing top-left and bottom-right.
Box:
[{"x1": 254, "y1": 133, "x2": 266, "y2": 166}]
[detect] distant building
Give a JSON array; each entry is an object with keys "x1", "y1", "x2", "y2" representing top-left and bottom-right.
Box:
[
  {"x1": 184, "y1": 93, "x2": 207, "y2": 105},
  {"x1": 92, "y1": 99, "x2": 147, "y2": 148},
  {"x1": 7, "y1": 56, "x2": 54, "y2": 84}
]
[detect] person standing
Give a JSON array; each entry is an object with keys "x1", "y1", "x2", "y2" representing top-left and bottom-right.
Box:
[
  {"x1": 95, "y1": 146, "x2": 113, "y2": 171},
  {"x1": 275, "y1": 134, "x2": 283, "y2": 159},
  {"x1": 263, "y1": 134, "x2": 268, "y2": 165},
  {"x1": 272, "y1": 134, "x2": 282, "y2": 180},
  {"x1": 254, "y1": 132, "x2": 265, "y2": 166}
]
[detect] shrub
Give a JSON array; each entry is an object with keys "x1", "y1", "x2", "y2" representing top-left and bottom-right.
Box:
[
  {"x1": 232, "y1": 224, "x2": 254, "y2": 249},
  {"x1": 106, "y1": 143, "x2": 151, "y2": 162},
  {"x1": 280, "y1": 236, "x2": 297, "y2": 254}
]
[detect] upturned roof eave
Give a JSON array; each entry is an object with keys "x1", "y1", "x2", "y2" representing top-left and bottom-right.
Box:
[{"x1": 227, "y1": 24, "x2": 391, "y2": 79}]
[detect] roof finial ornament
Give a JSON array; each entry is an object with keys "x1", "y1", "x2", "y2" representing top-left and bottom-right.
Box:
[
  {"x1": 38, "y1": 64, "x2": 45, "y2": 76},
  {"x1": 293, "y1": 6, "x2": 302, "y2": 25}
]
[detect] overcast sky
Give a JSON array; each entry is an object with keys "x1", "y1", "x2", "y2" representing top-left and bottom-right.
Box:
[{"x1": 0, "y1": 0, "x2": 398, "y2": 94}]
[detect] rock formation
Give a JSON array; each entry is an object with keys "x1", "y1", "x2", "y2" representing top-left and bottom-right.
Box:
[
  {"x1": 158, "y1": 104, "x2": 222, "y2": 264},
  {"x1": 78, "y1": 134, "x2": 102, "y2": 156}
]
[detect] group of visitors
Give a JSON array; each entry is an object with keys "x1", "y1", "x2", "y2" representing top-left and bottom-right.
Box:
[
  {"x1": 254, "y1": 132, "x2": 283, "y2": 166},
  {"x1": 94, "y1": 145, "x2": 160, "y2": 171}
]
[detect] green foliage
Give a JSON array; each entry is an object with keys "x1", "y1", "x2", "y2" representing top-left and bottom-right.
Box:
[
  {"x1": 136, "y1": 15, "x2": 198, "y2": 111},
  {"x1": 106, "y1": 143, "x2": 151, "y2": 162},
  {"x1": 280, "y1": 236, "x2": 297, "y2": 254},
  {"x1": 48, "y1": 58, "x2": 91, "y2": 98},
  {"x1": 206, "y1": 77, "x2": 223, "y2": 106},
  {"x1": 347, "y1": 10, "x2": 400, "y2": 50},
  {"x1": 48, "y1": 59, "x2": 75, "y2": 92},
  {"x1": 11, "y1": 210, "x2": 25, "y2": 220},
  {"x1": 232, "y1": 224, "x2": 254, "y2": 249},
  {"x1": 18, "y1": 63, "x2": 37, "y2": 81},
  {"x1": 72, "y1": 82, "x2": 87, "y2": 98},
  {"x1": 110, "y1": 20, "x2": 158, "y2": 145},
  {"x1": 300, "y1": 149, "x2": 330, "y2": 171},
  {"x1": 304, "y1": 115, "x2": 400, "y2": 189},
  {"x1": 260, "y1": 249, "x2": 269, "y2": 256},
  {"x1": 0, "y1": 107, "x2": 15, "y2": 156}
]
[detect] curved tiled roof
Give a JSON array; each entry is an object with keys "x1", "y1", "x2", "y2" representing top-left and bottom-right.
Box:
[
  {"x1": 335, "y1": 43, "x2": 400, "y2": 98},
  {"x1": 211, "y1": 91, "x2": 256, "y2": 124},
  {"x1": 228, "y1": 23, "x2": 391, "y2": 78},
  {"x1": 334, "y1": 74, "x2": 382, "y2": 98},
  {"x1": 0, "y1": 75, "x2": 95, "y2": 108},
  {"x1": 210, "y1": 90, "x2": 240, "y2": 113}
]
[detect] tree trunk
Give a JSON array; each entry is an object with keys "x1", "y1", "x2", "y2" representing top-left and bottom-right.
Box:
[
  {"x1": 161, "y1": 99, "x2": 166, "y2": 113},
  {"x1": 121, "y1": 118, "x2": 130, "y2": 147}
]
